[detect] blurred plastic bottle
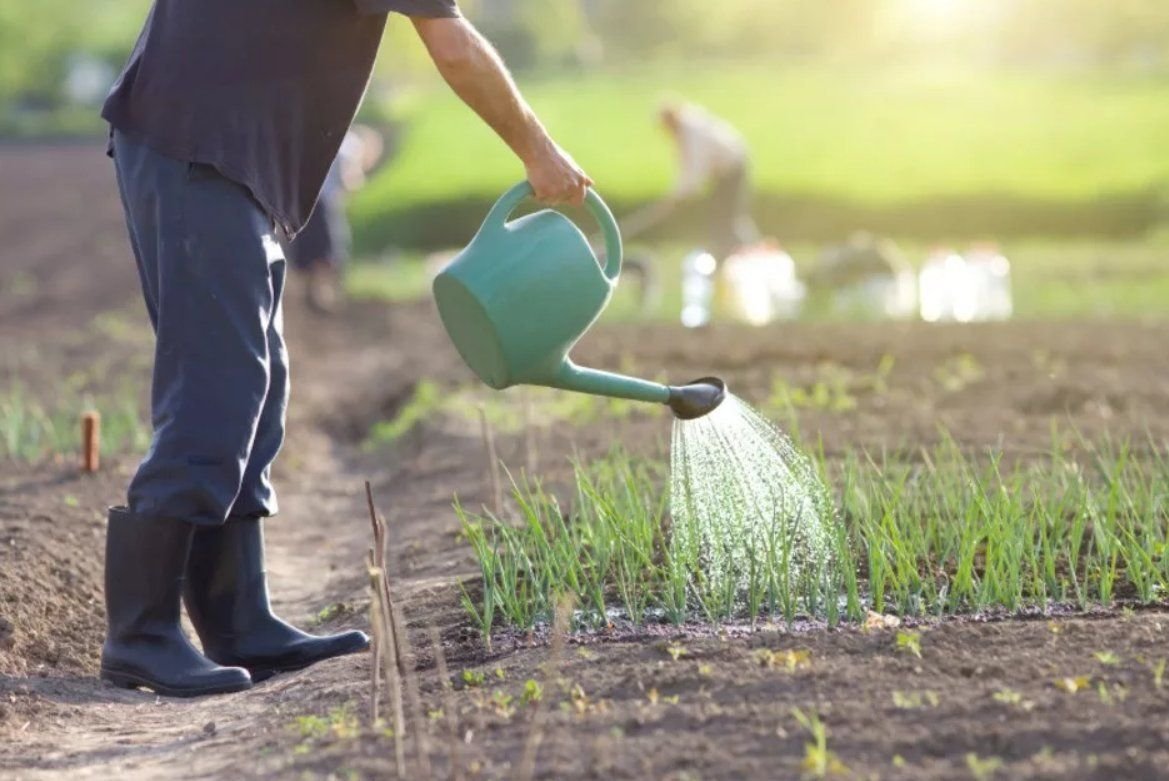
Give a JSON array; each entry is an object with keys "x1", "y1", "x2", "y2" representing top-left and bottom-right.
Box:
[
  {"x1": 919, "y1": 247, "x2": 975, "y2": 322},
  {"x1": 919, "y1": 245, "x2": 1013, "y2": 322},
  {"x1": 965, "y1": 243, "x2": 1013, "y2": 321},
  {"x1": 680, "y1": 250, "x2": 718, "y2": 328},
  {"x1": 723, "y1": 242, "x2": 805, "y2": 325}
]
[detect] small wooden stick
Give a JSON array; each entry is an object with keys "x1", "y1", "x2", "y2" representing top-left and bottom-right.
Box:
[
  {"x1": 368, "y1": 549, "x2": 381, "y2": 725},
  {"x1": 368, "y1": 481, "x2": 432, "y2": 777},
  {"x1": 368, "y1": 564, "x2": 405, "y2": 775},
  {"x1": 366, "y1": 483, "x2": 405, "y2": 776},
  {"x1": 477, "y1": 406, "x2": 503, "y2": 516},
  {"x1": 81, "y1": 411, "x2": 100, "y2": 473},
  {"x1": 429, "y1": 625, "x2": 464, "y2": 781}
]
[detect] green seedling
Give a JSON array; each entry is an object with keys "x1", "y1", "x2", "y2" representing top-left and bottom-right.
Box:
[
  {"x1": 646, "y1": 687, "x2": 679, "y2": 706},
  {"x1": 767, "y1": 366, "x2": 858, "y2": 415},
  {"x1": 1053, "y1": 675, "x2": 1091, "y2": 694},
  {"x1": 291, "y1": 704, "x2": 361, "y2": 752},
  {"x1": 965, "y1": 753, "x2": 1003, "y2": 780},
  {"x1": 895, "y1": 631, "x2": 922, "y2": 659},
  {"x1": 1150, "y1": 659, "x2": 1166, "y2": 689},
  {"x1": 459, "y1": 434, "x2": 1169, "y2": 634},
  {"x1": 461, "y1": 669, "x2": 486, "y2": 688},
  {"x1": 992, "y1": 689, "x2": 1034, "y2": 711},
  {"x1": 312, "y1": 602, "x2": 349, "y2": 626},
  {"x1": 892, "y1": 690, "x2": 938, "y2": 709},
  {"x1": 757, "y1": 648, "x2": 812, "y2": 672},
  {"x1": 1093, "y1": 650, "x2": 1120, "y2": 665},
  {"x1": 665, "y1": 643, "x2": 687, "y2": 661},
  {"x1": 520, "y1": 679, "x2": 543, "y2": 706},
  {"x1": 792, "y1": 708, "x2": 848, "y2": 779},
  {"x1": 933, "y1": 353, "x2": 984, "y2": 393},
  {"x1": 1096, "y1": 682, "x2": 1128, "y2": 705},
  {"x1": 490, "y1": 690, "x2": 515, "y2": 719}
]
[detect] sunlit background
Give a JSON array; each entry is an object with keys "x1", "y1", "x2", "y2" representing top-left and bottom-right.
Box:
[{"x1": 4, "y1": 0, "x2": 1169, "y2": 319}]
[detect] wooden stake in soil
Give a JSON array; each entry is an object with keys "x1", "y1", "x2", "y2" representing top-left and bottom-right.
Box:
[
  {"x1": 429, "y1": 625, "x2": 464, "y2": 781},
  {"x1": 81, "y1": 411, "x2": 100, "y2": 473},
  {"x1": 367, "y1": 558, "x2": 405, "y2": 776},
  {"x1": 366, "y1": 481, "x2": 433, "y2": 778},
  {"x1": 366, "y1": 482, "x2": 405, "y2": 777},
  {"x1": 368, "y1": 548, "x2": 381, "y2": 723},
  {"x1": 477, "y1": 405, "x2": 503, "y2": 516}
]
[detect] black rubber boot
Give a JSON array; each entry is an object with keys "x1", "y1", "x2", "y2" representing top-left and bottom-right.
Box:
[
  {"x1": 100, "y1": 507, "x2": 253, "y2": 697},
  {"x1": 184, "y1": 517, "x2": 370, "y2": 682}
]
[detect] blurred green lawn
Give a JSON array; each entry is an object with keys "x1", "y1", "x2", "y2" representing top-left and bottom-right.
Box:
[
  {"x1": 346, "y1": 235, "x2": 1169, "y2": 322},
  {"x1": 353, "y1": 64, "x2": 1169, "y2": 226},
  {"x1": 347, "y1": 62, "x2": 1169, "y2": 318}
]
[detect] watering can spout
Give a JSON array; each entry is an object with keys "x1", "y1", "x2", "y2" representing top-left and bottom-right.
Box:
[
  {"x1": 555, "y1": 364, "x2": 727, "y2": 420},
  {"x1": 666, "y1": 377, "x2": 728, "y2": 420}
]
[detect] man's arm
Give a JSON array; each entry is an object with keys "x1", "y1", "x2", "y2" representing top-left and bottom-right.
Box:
[{"x1": 412, "y1": 16, "x2": 591, "y2": 206}]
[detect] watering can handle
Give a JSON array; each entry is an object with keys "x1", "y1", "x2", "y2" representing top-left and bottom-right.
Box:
[{"x1": 486, "y1": 181, "x2": 624, "y2": 283}]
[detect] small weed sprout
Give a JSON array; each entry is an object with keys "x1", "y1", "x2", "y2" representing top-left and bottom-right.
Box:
[
  {"x1": 895, "y1": 631, "x2": 922, "y2": 659},
  {"x1": 520, "y1": 679, "x2": 543, "y2": 706},
  {"x1": 891, "y1": 690, "x2": 938, "y2": 709},
  {"x1": 965, "y1": 752, "x2": 1004, "y2": 780},
  {"x1": 757, "y1": 648, "x2": 812, "y2": 672},
  {"x1": 1150, "y1": 659, "x2": 1166, "y2": 689},
  {"x1": 792, "y1": 708, "x2": 848, "y2": 779},
  {"x1": 992, "y1": 689, "x2": 1034, "y2": 711},
  {"x1": 290, "y1": 705, "x2": 361, "y2": 754},
  {"x1": 461, "y1": 669, "x2": 486, "y2": 688},
  {"x1": 1053, "y1": 675, "x2": 1092, "y2": 694}
]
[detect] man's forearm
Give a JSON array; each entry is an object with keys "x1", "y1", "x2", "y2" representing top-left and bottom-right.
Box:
[{"x1": 413, "y1": 17, "x2": 549, "y2": 164}]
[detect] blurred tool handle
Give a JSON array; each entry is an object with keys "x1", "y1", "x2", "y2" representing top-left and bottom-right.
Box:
[{"x1": 617, "y1": 199, "x2": 677, "y2": 243}]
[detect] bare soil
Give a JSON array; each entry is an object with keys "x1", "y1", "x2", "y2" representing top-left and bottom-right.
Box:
[{"x1": 3, "y1": 145, "x2": 1169, "y2": 780}]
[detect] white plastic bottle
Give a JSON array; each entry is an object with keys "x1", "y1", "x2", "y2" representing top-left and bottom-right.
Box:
[
  {"x1": 965, "y1": 243, "x2": 1013, "y2": 321},
  {"x1": 680, "y1": 250, "x2": 718, "y2": 328},
  {"x1": 723, "y1": 243, "x2": 805, "y2": 325},
  {"x1": 919, "y1": 247, "x2": 970, "y2": 322}
]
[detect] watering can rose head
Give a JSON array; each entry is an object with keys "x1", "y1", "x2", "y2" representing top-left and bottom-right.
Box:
[{"x1": 433, "y1": 181, "x2": 726, "y2": 419}]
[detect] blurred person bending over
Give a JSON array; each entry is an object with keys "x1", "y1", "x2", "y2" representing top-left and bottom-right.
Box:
[
  {"x1": 100, "y1": 0, "x2": 591, "y2": 698},
  {"x1": 626, "y1": 102, "x2": 759, "y2": 260}
]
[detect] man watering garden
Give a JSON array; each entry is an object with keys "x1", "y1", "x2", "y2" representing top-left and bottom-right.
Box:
[{"x1": 100, "y1": 0, "x2": 591, "y2": 697}]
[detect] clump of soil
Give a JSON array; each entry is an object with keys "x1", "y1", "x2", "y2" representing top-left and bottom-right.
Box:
[{"x1": 0, "y1": 466, "x2": 116, "y2": 678}]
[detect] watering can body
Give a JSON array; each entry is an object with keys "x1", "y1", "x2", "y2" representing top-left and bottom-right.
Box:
[{"x1": 433, "y1": 182, "x2": 671, "y2": 405}]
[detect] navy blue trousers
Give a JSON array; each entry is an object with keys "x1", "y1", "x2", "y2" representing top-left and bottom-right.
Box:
[{"x1": 112, "y1": 131, "x2": 288, "y2": 526}]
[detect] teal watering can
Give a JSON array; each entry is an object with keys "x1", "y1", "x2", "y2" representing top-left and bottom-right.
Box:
[{"x1": 433, "y1": 181, "x2": 726, "y2": 419}]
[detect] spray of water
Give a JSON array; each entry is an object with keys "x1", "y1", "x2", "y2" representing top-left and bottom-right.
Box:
[{"x1": 670, "y1": 394, "x2": 837, "y2": 614}]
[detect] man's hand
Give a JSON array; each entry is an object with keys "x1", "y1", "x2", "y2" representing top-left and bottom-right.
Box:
[
  {"x1": 523, "y1": 139, "x2": 592, "y2": 206},
  {"x1": 413, "y1": 16, "x2": 592, "y2": 206}
]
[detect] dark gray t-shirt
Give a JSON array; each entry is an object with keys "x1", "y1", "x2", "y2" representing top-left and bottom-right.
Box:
[{"x1": 103, "y1": 0, "x2": 459, "y2": 237}]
